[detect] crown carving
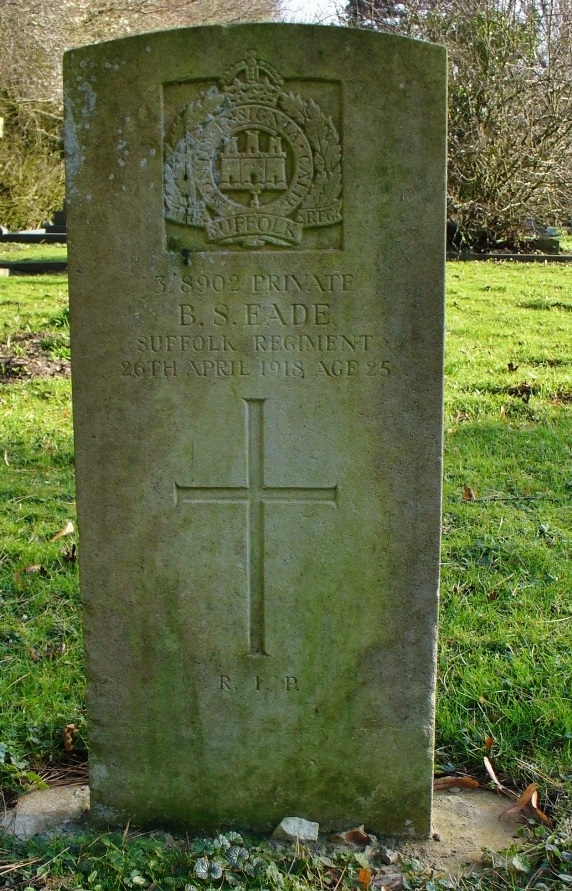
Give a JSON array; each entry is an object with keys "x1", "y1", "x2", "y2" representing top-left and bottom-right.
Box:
[{"x1": 221, "y1": 50, "x2": 284, "y2": 108}]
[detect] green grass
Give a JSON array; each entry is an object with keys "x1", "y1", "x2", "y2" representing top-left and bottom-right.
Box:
[
  {"x1": 0, "y1": 242, "x2": 67, "y2": 265},
  {"x1": 440, "y1": 262, "x2": 572, "y2": 788},
  {"x1": 1, "y1": 276, "x2": 81, "y2": 781},
  {"x1": 1, "y1": 261, "x2": 571, "y2": 888}
]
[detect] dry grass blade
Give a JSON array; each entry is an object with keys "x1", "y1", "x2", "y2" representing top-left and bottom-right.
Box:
[
  {"x1": 332, "y1": 865, "x2": 348, "y2": 891},
  {"x1": 0, "y1": 858, "x2": 42, "y2": 876},
  {"x1": 37, "y1": 762, "x2": 88, "y2": 786}
]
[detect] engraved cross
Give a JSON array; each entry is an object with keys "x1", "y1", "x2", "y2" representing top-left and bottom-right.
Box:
[{"x1": 175, "y1": 398, "x2": 337, "y2": 656}]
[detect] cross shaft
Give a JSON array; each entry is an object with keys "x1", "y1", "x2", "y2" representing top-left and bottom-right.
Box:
[{"x1": 175, "y1": 398, "x2": 337, "y2": 655}]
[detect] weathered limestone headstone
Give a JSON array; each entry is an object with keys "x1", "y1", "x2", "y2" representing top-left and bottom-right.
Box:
[{"x1": 64, "y1": 24, "x2": 446, "y2": 835}]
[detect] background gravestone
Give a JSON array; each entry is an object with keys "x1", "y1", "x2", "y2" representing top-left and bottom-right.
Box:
[{"x1": 64, "y1": 23, "x2": 446, "y2": 835}]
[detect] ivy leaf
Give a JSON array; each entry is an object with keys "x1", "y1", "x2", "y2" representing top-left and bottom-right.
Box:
[
  {"x1": 194, "y1": 857, "x2": 210, "y2": 880},
  {"x1": 509, "y1": 853, "x2": 531, "y2": 873}
]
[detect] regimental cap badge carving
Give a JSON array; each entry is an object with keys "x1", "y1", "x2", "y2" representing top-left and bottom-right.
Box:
[{"x1": 164, "y1": 51, "x2": 342, "y2": 249}]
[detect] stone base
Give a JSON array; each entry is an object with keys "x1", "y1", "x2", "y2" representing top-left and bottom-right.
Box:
[{"x1": 1, "y1": 785, "x2": 522, "y2": 876}]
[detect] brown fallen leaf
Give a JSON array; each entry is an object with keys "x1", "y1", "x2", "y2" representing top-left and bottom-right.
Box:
[
  {"x1": 507, "y1": 362, "x2": 519, "y2": 372},
  {"x1": 462, "y1": 484, "x2": 476, "y2": 502},
  {"x1": 61, "y1": 542, "x2": 77, "y2": 563},
  {"x1": 29, "y1": 648, "x2": 41, "y2": 663},
  {"x1": 63, "y1": 723, "x2": 77, "y2": 753},
  {"x1": 508, "y1": 382, "x2": 533, "y2": 403},
  {"x1": 434, "y1": 775, "x2": 479, "y2": 790},
  {"x1": 50, "y1": 520, "x2": 74, "y2": 542},
  {"x1": 24, "y1": 564, "x2": 48, "y2": 577},
  {"x1": 45, "y1": 642, "x2": 66, "y2": 660},
  {"x1": 499, "y1": 783, "x2": 537, "y2": 820},
  {"x1": 484, "y1": 756, "x2": 505, "y2": 791},
  {"x1": 485, "y1": 735, "x2": 494, "y2": 752},
  {"x1": 329, "y1": 825, "x2": 374, "y2": 847},
  {"x1": 530, "y1": 790, "x2": 552, "y2": 827},
  {"x1": 358, "y1": 868, "x2": 372, "y2": 889}
]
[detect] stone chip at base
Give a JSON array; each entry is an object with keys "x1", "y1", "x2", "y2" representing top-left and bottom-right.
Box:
[
  {"x1": 272, "y1": 817, "x2": 319, "y2": 842},
  {"x1": 1, "y1": 785, "x2": 90, "y2": 840}
]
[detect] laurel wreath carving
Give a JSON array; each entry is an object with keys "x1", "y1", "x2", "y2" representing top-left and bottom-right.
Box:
[
  {"x1": 164, "y1": 86, "x2": 342, "y2": 229},
  {"x1": 164, "y1": 88, "x2": 228, "y2": 225},
  {"x1": 279, "y1": 93, "x2": 342, "y2": 217}
]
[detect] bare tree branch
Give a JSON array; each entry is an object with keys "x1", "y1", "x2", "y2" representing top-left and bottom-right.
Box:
[{"x1": 343, "y1": 0, "x2": 572, "y2": 248}]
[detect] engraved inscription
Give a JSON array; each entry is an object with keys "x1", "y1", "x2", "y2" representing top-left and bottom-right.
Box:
[
  {"x1": 164, "y1": 52, "x2": 342, "y2": 250},
  {"x1": 123, "y1": 269, "x2": 392, "y2": 380},
  {"x1": 121, "y1": 357, "x2": 391, "y2": 378},
  {"x1": 154, "y1": 271, "x2": 353, "y2": 295},
  {"x1": 217, "y1": 674, "x2": 299, "y2": 691},
  {"x1": 175, "y1": 399, "x2": 337, "y2": 656}
]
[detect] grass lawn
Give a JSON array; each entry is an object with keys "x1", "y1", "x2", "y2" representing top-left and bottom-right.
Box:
[
  {"x1": 0, "y1": 259, "x2": 571, "y2": 889},
  {"x1": 0, "y1": 243, "x2": 68, "y2": 265}
]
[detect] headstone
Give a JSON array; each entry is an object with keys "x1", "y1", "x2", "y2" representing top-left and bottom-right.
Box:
[
  {"x1": 45, "y1": 207, "x2": 67, "y2": 234},
  {"x1": 64, "y1": 24, "x2": 446, "y2": 836}
]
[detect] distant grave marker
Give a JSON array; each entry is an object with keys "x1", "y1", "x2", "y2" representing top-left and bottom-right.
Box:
[{"x1": 65, "y1": 23, "x2": 446, "y2": 835}]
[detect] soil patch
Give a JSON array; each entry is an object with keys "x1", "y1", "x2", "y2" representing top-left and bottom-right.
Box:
[
  {"x1": 401, "y1": 788, "x2": 523, "y2": 874},
  {"x1": 1, "y1": 785, "x2": 523, "y2": 878},
  {"x1": 0, "y1": 331, "x2": 70, "y2": 382}
]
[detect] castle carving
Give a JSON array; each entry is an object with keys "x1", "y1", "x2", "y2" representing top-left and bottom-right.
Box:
[{"x1": 219, "y1": 130, "x2": 287, "y2": 192}]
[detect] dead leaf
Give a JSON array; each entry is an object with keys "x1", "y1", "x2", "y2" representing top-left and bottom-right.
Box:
[
  {"x1": 462, "y1": 484, "x2": 476, "y2": 502},
  {"x1": 50, "y1": 520, "x2": 74, "y2": 542},
  {"x1": 508, "y1": 382, "x2": 533, "y2": 402},
  {"x1": 29, "y1": 648, "x2": 41, "y2": 663},
  {"x1": 358, "y1": 868, "x2": 372, "y2": 889},
  {"x1": 530, "y1": 790, "x2": 552, "y2": 826},
  {"x1": 485, "y1": 735, "x2": 494, "y2": 752},
  {"x1": 551, "y1": 390, "x2": 572, "y2": 405},
  {"x1": 433, "y1": 775, "x2": 479, "y2": 790},
  {"x1": 329, "y1": 825, "x2": 374, "y2": 847},
  {"x1": 500, "y1": 404, "x2": 507, "y2": 417},
  {"x1": 63, "y1": 723, "x2": 77, "y2": 753},
  {"x1": 487, "y1": 590, "x2": 499, "y2": 602},
  {"x1": 499, "y1": 783, "x2": 537, "y2": 820},
  {"x1": 61, "y1": 542, "x2": 77, "y2": 563},
  {"x1": 24, "y1": 564, "x2": 48, "y2": 576},
  {"x1": 484, "y1": 756, "x2": 504, "y2": 790},
  {"x1": 454, "y1": 411, "x2": 471, "y2": 423},
  {"x1": 45, "y1": 642, "x2": 66, "y2": 660},
  {"x1": 507, "y1": 362, "x2": 519, "y2": 372}
]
